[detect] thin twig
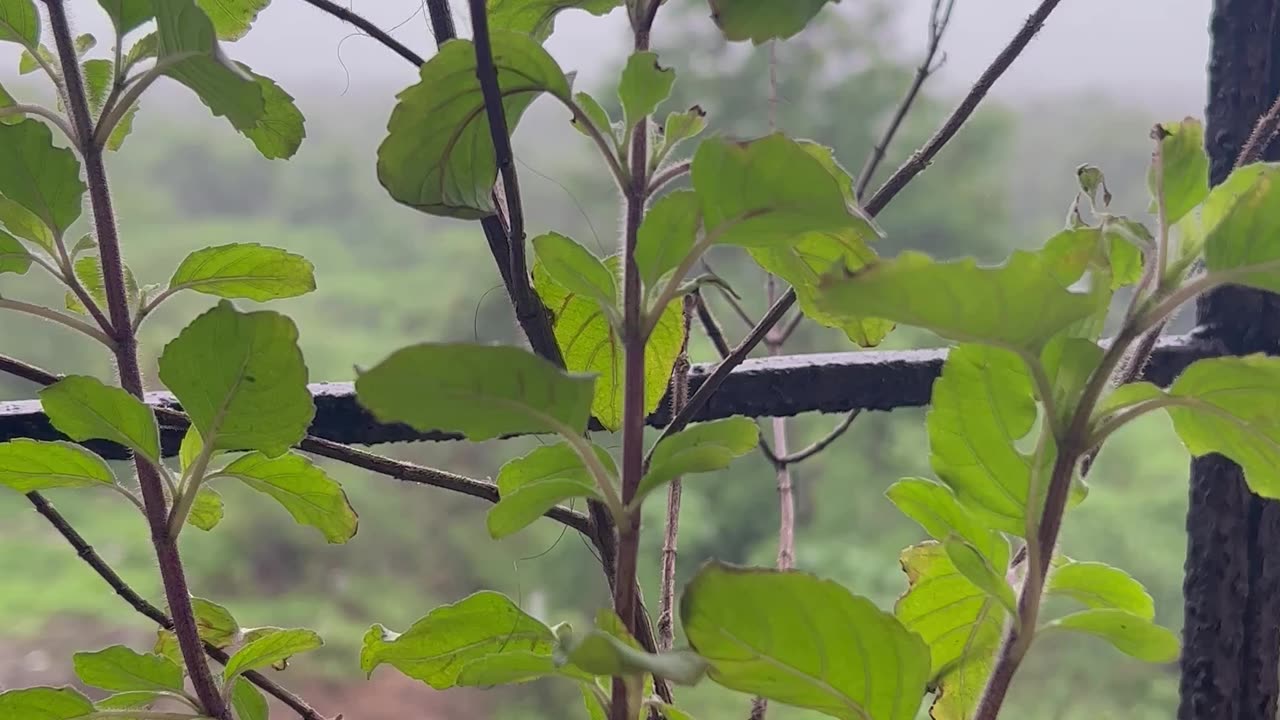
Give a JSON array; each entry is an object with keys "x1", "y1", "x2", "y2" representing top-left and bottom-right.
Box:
[
  {"x1": 0, "y1": 104, "x2": 78, "y2": 144},
  {"x1": 652, "y1": 0, "x2": 1067, "y2": 458},
  {"x1": 23, "y1": 492, "x2": 327, "y2": 720},
  {"x1": 0, "y1": 297, "x2": 115, "y2": 346},
  {"x1": 647, "y1": 160, "x2": 691, "y2": 197},
  {"x1": 775, "y1": 410, "x2": 862, "y2": 465},
  {"x1": 854, "y1": 0, "x2": 955, "y2": 199},
  {"x1": 864, "y1": 0, "x2": 1061, "y2": 216},
  {"x1": 298, "y1": 0, "x2": 425, "y2": 66},
  {"x1": 700, "y1": 259, "x2": 756, "y2": 328},
  {"x1": 42, "y1": 2, "x2": 228, "y2": 715},
  {"x1": 657, "y1": 297, "x2": 694, "y2": 651}
]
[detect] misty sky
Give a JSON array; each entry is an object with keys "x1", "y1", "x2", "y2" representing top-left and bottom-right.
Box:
[{"x1": 13, "y1": 1, "x2": 1212, "y2": 115}]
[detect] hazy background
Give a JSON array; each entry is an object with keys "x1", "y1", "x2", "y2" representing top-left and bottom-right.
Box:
[{"x1": 0, "y1": 1, "x2": 1214, "y2": 718}]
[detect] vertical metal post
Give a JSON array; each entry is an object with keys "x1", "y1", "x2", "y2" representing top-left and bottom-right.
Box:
[{"x1": 1180, "y1": 2, "x2": 1280, "y2": 718}]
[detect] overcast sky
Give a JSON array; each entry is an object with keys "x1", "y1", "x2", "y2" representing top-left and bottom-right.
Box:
[{"x1": 16, "y1": 1, "x2": 1211, "y2": 115}]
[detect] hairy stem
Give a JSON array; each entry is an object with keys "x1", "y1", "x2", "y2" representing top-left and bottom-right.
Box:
[
  {"x1": 298, "y1": 0, "x2": 425, "y2": 65},
  {"x1": 613, "y1": 7, "x2": 661, "y2": 720},
  {"x1": 41, "y1": 6, "x2": 227, "y2": 716}
]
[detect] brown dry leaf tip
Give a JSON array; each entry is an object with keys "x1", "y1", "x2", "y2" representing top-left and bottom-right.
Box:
[{"x1": 1150, "y1": 123, "x2": 1172, "y2": 142}]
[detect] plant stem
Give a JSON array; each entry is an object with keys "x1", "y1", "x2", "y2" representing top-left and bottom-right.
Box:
[
  {"x1": 613, "y1": 7, "x2": 661, "y2": 720},
  {"x1": 853, "y1": 0, "x2": 954, "y2": 200},
  {"x1": 973, "y1": 324, "x2": 1137, "y2": 719},
  {"x1": 0, "y1": 104, "x2": 77, "y2": 143},
  {"x1": 0, "y1": 297, "x2": 115, "y2": 346},
  {"x1": 41, "y1": 3, "x2": 228, "y2": 716},
  {"x1": 658, "y1": 298, "x2": 693, "y2": 651}
]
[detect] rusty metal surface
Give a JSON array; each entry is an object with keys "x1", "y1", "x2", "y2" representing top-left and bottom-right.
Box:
[{"x1": 0, "y1": 336, "x2": 1205, "y2": 459}]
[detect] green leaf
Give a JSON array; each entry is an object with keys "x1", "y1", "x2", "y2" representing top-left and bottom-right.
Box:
[
  {"x1": 0, "y1": 119, "x2": 87, "y2": 235},
  {"x1": 83, "y1": 59, "x2": 114, "y2": 118},
  {"x1": 943, "y1": 536, "x2": 1016, "y2": 617},
  {"x1": 487, "y1": 0, "x2": 621, "y2": 42},
  {"x1": 0, "y1": 687, "x2": 94, "y2": 719},
  {"x1": 533, "y1": 232, "x2": 616, "y2": 309},
  {"x1": 168, "y1": 243, "x2": 315, "y2": 301},
  {"x1": 619, "y1": 51, "x2": 674, "y2": 133},
  {"x1": 693, "y1": 134, "x2": 873, "y2": 248},
  {"x1": 223, "y1": 628, "x2": 322, "y2": 681},
  {"x1": 213, "y1": 451, "x2": 357, "y2": 543},
  {"x1": 152, "y1": 630, "x2": 181, "y2": 667},
  {"x1": 635, "y1": 189, "x2": 700, "y2": 290},
  {"x1": 237, "y1": 69, "x2": 306, "y2": 160},
  {"x1": 360, "y1": 591, "x2": 556, "y2": 689},
  {"x1": 456, "y1": 651, "x2": 573, "y2": 686},
  {"x1": 637, "y1": 416, "x2": 758, "y2": 503},
  {"x1": 186, "y1": 486, "x2": 224, "y2": 530},
  {"x1": 1045, "y1": 561, "x2": 1155, "y2": 620},
  {"x1": 0, "y1": 229, "x2": 30, "y2": 274},
  {"x1": 17, "y1": 44, "x2": 46, "y2": 73},
  {"x1": 154, "y1": 3, "x2": 303, "y2": 159},
  {"x1": 488, "y1": 442, "x2": 612, "y2": 539},
  {"x1": 178, "y1": 425, "x2": 203, "y2": 473},
  {"x1": 158, "y1": 301, "x2": 314, "y2": 456},
  {"x1": 123, "y1": 31, "x2": 158, "y2": 72},
  {"x1": 534, "y1": 258, "x2": 683, "y2": 430},
  {"x1": 886, "y1": 478, "x2": 1007, "y2": 569},
  {"x1": 1149, "y1": 118, "x2": 1209, "y2": 225},
  {"x1": 488, "y1": 480, "x2": 598, "y2": 538},
  {"x1": 378, "y1": 32, "x2": 571, "y2": 218},
  {"x1": 105, "y1": 103, "x2": 139, "y2": 152},
  {"x1": 895, "y1": 542, "x2": 1002, "y2": 720},
  {"x1": 681, "y1": 561, "x2": 930, "y2": 720},
  {"x1": 230, "y1": 679, "x2": 268, "y2": 720},
  {"x1": 191, "y1": 596, "x2": 239, "y2": 647},
  {"x1": 0, "y1": 439, "x2": 115, "y2": 493},
  {"x1": 1041, "y1": 609, "x2": 1179, "y2": 663},
  {"x1": 580, "y1": 682, "x2": 609, "y2": 720},
  {"x1": 0, "y1": 195, "x2": 55, "y2": 252},
  {"x1": 496, "y1": 441, "x2": 616, "y2": 495},
  {"x1": 73, "y1": 645, "x2": 184, "y2": 693},
  {"x1": 818, "y1": 250, "x2": 1097, "y2": 352},
  {"x1": 66, "y1": 254, "x2": 140, "y2": 315},
  {"x1": 39, "y1": 376, "x2": 161, "y2": 463},
  {"x1": 98, "y1": 0, "x2": 154, "y2": 36},
  {"x1": 660, "y1": 106, "x2": 707, "y2": 156},
  {"x1": 570, "y1": 90, "x2": 615, "y2": 143},
  {"x1": 0, "y1": 81, "x2": 22, "y2": 125},
  {"x1": 1202, "y1": 164, "x2": 1280, "y2": 293},
  {"x1": 196, "y1": 0, "x2": 269, "y2": 41},
  {"x1": 1162, "y1": 355, "x2": 1280, "y2": 497},
  {"x1": 555, "y1": 626, "x2": 708, "y2": 685},
  {"x1": 1040, "y1": 226, "x2": 1143, "y2": 293},
  {"x1": 356, "y1": 342, "x2": 595, "y2": 441},
  {"x1": 926, "y1": 345, "x2": 1036, "y2": 534},
  {"x1": 708, "y1": 0, "x2": 836, "y2": 43},
  {"x1": 0, "y1": 0, "x2": 38, "y2": 46}
]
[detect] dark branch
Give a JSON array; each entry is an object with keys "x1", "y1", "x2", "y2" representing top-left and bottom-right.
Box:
[
  {"x1": 298, "y1": 0, "x2": 426, "y2": 66},
  {"x1": 854, "y1": 0, "x2": 955, "y2": 199},
  {"x1": 25, "y1": 492, "x2": 327, "y2": 720}
]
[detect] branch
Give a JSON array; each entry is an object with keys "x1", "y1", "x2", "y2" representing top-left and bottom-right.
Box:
[
  {"x1": 774, "y1": 409, "x2": 861, "y2": 465},
  {"x1": 650, "y1": 0, "x2": 1067, "y2": 456},
  {"x1": 853, "y1": 0, "x2": 955, "y2": 199},
  {"x1": 0, "y1": 297, "x2": 116, "y2": 347},
  {"x1": 658, "y1": 298, "x2": 693, "y2": 652},
  {"x1": 864, "y1": 0, "x2": 1062, "y2": 215},
  {"x1": 24, "y1": 492, "x2": 327, "y2": 720},
  {"x1": 0, "y1": 103, "x2": 77, "y2": 144},
  {"x1": 297, "y1": 0, "x2": 425, "y2": 66},
  {"x1": 43, "y1": 2, "x2": 229, "y2": 716}
]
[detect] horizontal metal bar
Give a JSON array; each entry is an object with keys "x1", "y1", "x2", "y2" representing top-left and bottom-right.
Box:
[{"x1": 0, "y1": 335, "x2": 1207, "y2": 459}]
